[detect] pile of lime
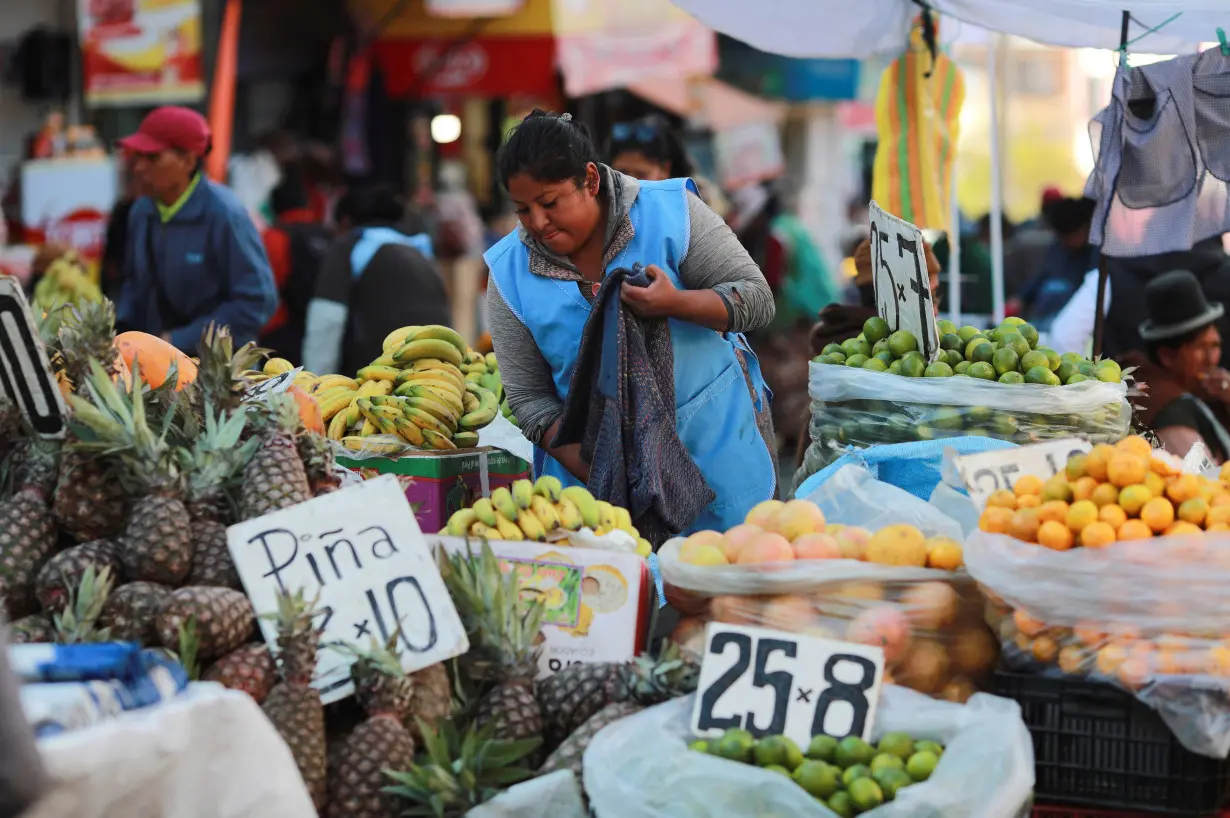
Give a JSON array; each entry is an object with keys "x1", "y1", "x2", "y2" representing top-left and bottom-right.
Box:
[
  {"x1": 690, "y1": 729, "x2": 943, "y2": 815},
  {"x1": 814, "y1": 316, "x2": 1124, "y2": 386}
]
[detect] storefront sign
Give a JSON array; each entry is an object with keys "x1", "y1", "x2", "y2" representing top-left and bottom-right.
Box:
[
  {"x1": 373, "y1": 37, "x2": 557, "y2": 98},
  {"x1": 77, "y1": 0, "x2": 205, "y2": 106},
  {"x1": 870, "y1": 201, "x2": 940, "y2": 362},
  {"x1": 0, "y1": 279, "x2": 68, "y2": 439},
  {"x1": 21, "y1": 158, "x2": 117, "y2": 277}
]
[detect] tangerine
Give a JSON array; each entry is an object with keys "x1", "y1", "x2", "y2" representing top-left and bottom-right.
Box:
[
  {"x1": 1096, "y1": 644, "x2": 1128, "y2": 675},
  {"x1": 926, "y1": 539, "x2": 964, "y2": 570},
  {"x1": 1117, "y1": 519, "x2": 1154, "y2": 541},
  {"x1": 1058, "y1": 645, "x2": 1086, "y2": 674},
  {"x1": 1013, "y1": 609, "x2": 1047, "y2": 637},
  {"x1": 1166, "y1": 474, "x2": 1205, "y2": 505},
  {"x1": 1143, "y1": 471, "x2": 1167, "y2": 498},
  {"x1": 1178, "y1": 496, "x2": 1209, "y2": 526},
  {"x1": 1091, "y1": 482, "x2": 1121, "y2": 508},
  {"x1": 1152, "y1": 455, "x2": 1182, "y2": 477},
  {"x1": 1140, "y1": 497, "x2": 1175, "y2": 533},
  {"x1": 1071, "y1": 476, "x2": 1099, "y2": 502},
  {"x1": 1164, "y1": 520, "x2": 1203, "y2": 537},
  {"x1": 1118, "y1": 484, "x2": 1153, "y2": 516},
  {"x1": 1032, "y1": 635, "x2": 1059, "y2": 663},
  {"x1": 1099, "y1": 503, "x2": 1128, "y2": 529},
  {"x1": 986, "y1": 489, "x2": 1018, "y2": 510},
  {"x1": 1037, "y1": 500, "x2": 1071, "y2": 525},
  {"x1": 1107, "y1": 453, "x2": 1148, "y2": 488},
  {"x1": 1017, "y1": 494, "x2": 1041, "y2": 509},
  {"x1": 1221, "y1": 460, "x2": 1230, "y2": 484},
  {"x1": 979, "y1": 507, "x2": 1014, "y2": 534},
  {"x1": 1085, "y1": 444, "x2": 1116, "y2": 480},
  {"x1": 1118, "y1": 656, "x2": 1152, "y2": 689},
  {"x1": 1074, "y1": 622, "x2": 1106, "y2": 646},
  {"x1": 1014, "y1": 474, "x2": 1044, "y2": 497},
  {"x1": 1007, "y1": 509, "x2": 1041, "y2": 543},
  {"x1": 1065, "y1": 454, "x2": 1089, "y2": 480},
  {"x1": 1041, "y1": 476, "x2": 1074, "y2": 503},
  {"x1": 1213, "y1": 491, "x2": 1230, "y2": 508},
  {"x1": 1038, "y1": 520, "x2": 1075, "y2": 551},
  {"x1": 1066, "y1": 500, "x2": 1099, "y2": 533},
  {"x1": 1116, "y1": 435, "x2": 1153, "y2": 459},
  {"x1": 1081, "y1": 521, "x2": 1117, "y2": 548},
  {"x1": 1208, "y1": 522, "x2": 1230, "y2": 533}
]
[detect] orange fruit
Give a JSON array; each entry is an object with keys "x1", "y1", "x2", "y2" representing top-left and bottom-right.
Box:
[
  {"x1": 1066, "y1": 500, "x2": 1099, "y2": 533},
  {"x1": 1038, "y1": 520, "x2": 1075, "y2": 551},
  {"x1": 979, "y1": 506, "x2": 1014, "y2": 534},
  {"x1": 1143, "y1": 471, "x2": 1167, "y2": 498},
  {"x1": 1140, "y1": 497, "x2": 1176, "y2": 533},
  {"x1": 1065, "y1": 454, "x2": 1089, "y2": 481},
  {"x1": 1178, "y1": 496, "x2": 1209, "y2": 526},
  {"x1": 1099, "y1": 503, "x2": 1128, "y2": 529},
  {"x1": 1074, "y1": 622, "x2": 1106, "y2": 646},
  {"x1": 1080, "y1": 521, "x2": 1116, "y2": 548},
  {"x1": 1208, "y1": 505, "x2": 1230, "y2": 527},
  {"x1": 1041, "y1": 476, "x2": 1074, "y2": 503},
  {"x1": 1117, "y1": 519, "x2": 1154, "y2": 541},
  {"x1": 1207, "y1": 522, "x2": 1230, "y2": 533},
  {"x1": 1017, "y1": 494, "x2": 1041, "y2": 509},
  {"x1": 1152, "y1": 454, "x2": 1182, "y2": 477},
  {"x1": 1085, "y1": 444, "x2": 1116, "y2": 481},
  {"x1": 1116, "y1": 434, "x2": 1153, "y2": 459},
  {"x1": 1091, "y1": 482, "x2": 1121, "y2": 508},
  {"x1": 1032, "y1": 635, "x2": 1059, "y2": 663},
  {"x1": 1209, "y1": 645, "x2": 1230, "y2": 676},
  {"x1": 1014, "y1": 474, "x2": 1044, "y2": 497},
  {"x1": 1221, "y1": 460, "x2": 1230, "y2": 483},
  {"x1": 1013, "y1": 609, "x2": 1046, "y2": 637},
  {"x1": 1107, "y1": 453, "x2": 1148, "y2": 488},
  {"x1": 1164, "y1": 520, "x2": 1203, "y2": 537},
  {"x1": 1071, "y1": 476, "x2": 1098, "y2": 502},
  {"x1": 986, "y1": 489, "x2": 1018, "y2": 510},
  {"x1": 1007, "y1": 509, "x2": 1041, "y2": 543},
  {"x1": 1118, "y1": 655, "x2": 1152, "y2": 689},
  {"x1": 1037, "y1": 500, "x2": 1071, "y2": 525},
  {"x1": 1213, "y1": 491, "x2": 1230, "y2": 507},
  {"x1": 926, "y1": 539, "x2": 964, "y2": 570},
  {"x1": 1096, "y1": 644, "x2": 1128, "y2": 675},
  {"x1": 1058, "y1": 645, "x2": 1086, "y2": 674},
  {"x1": 1166, "y1": 474, "x2": 1205, "y2": 505},
  {"x1": 1118, "y1": 484, "x2": 1152, "y2": 516}
]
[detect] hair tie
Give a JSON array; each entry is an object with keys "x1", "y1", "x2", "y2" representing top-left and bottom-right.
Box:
[{"x1": 558, "y1": 113, "x2": 572, "y2": 123}]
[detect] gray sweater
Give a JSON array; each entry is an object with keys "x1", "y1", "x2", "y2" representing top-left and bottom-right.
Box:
[{"x1": 486, "y1": 166, "x2": 774, "y2": 445}]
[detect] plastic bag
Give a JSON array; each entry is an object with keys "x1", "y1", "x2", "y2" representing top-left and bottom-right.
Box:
[
  {"x1": 965, "y1": 529, "x2": 1230, "y2": 758},
  {"x1": 584, "y1": 686, "x2": 1035, "y2": 818},
  {"x1": 797, "y1": 362, "x2": 1130, "y2": 487},
  {"x1": 468, "y1": 770, "x2": 587, "y2": 818},
  {"x1": 661, "y1": 466, "x2": 998, "y2": 699}
]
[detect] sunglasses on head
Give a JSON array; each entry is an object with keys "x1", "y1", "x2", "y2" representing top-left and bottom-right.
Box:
[{"x1": 611, "y1": 121, "x2": 659, "y2": 144}]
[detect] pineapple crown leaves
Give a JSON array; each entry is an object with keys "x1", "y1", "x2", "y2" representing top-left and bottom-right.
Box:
[
  {"x1": 179, "y1": 402, "x2": 260, "y2": 503},
  {"x1": 384, "y1": 720, "x2": 539, "y2": 816},
  {"x1": 442, "y1": 542, "x2": 545, "y2": 669},
  {"x1": 260, "y1": 587, "x2": 322, "y2": 641},
  {"x1": 56, "y1": 299, "x2": 119, "y2": 388},
  {"x1": 175, "y1": 617, "x2": 202, "y2": 681},
  {"x1": 331, "y1": 625, "x2": 407, "y2": 679},
  {"x1": 633, "y1": 640, "x2": 700, "y2": 703},
  {"x1": 53, "y1": 565, "x2": 114, "y2": 644},
  {"x1": 195, "y1": 323, "x2": 269, "y2": 411}
]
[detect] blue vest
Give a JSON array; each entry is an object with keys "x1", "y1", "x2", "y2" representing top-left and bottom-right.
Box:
[{"x1": 485, "y1": 178, "x2": 775, "y2": 533}]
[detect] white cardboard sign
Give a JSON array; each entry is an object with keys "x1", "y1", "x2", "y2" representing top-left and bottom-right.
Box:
[
  {"x1": 242, "y1": 367, "x2": 303, "y2": 403},
  {"x1": 954, "y1": 437, "x2": 1092, "y2": 509},
  {"x1": 869, "y1": 201, "x2": 940, "y2": 362},
  {"x1": 691, "y1": 622, "x2": 885, "y2": 748},
  {"x1": 0, "y1": 278, "x2": 68, "y2": 439},
  {"x1": 228, "y1": 475, "x2": 469, "y2": 703}
]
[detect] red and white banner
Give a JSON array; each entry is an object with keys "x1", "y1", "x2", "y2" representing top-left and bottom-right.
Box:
[
  {"x1": 77, "y1": 0, "x2": 205, "y2": 106},
  {"x1": 426, "y1": 0, "x2": 524, "y2": 16},
  {"x1": 20, "y1": 159, "x2": 118, "y2": 273}
]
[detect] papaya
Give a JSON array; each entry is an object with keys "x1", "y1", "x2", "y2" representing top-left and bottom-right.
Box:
[
  {"x1": 287, "y1": 384, "x2": 325, "y2": 434},
  {"x1": 114, "y1": 331, "x2": 198, "y2": 390}
]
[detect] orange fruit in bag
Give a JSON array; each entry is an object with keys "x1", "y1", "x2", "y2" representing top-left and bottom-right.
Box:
[
  {"x1": 1099, "y1": 504, "x2": 1127, "y2": 529},
  {"x1": 986, "y1": 490, "x2": 1018, "y2": 510},
  {"x1": 1037, "y1": 501, "x2": 1070, "y2": 525},
  {"x1": 1117, "y1": 519, "x2": 1153, "y2": 541},
  {"x1": 1116, "y1": 434, "x2": 1153, "y2": 459},
  {"x1": 1107, "y1": 453, "x2": 1147, "y2": 488},
  {"x1": 1014, "y1": 474, "x2": 1044, "y2": 497},
  {"x1": 1091, "y1": 482, "x2": 1122, "y2": 508},
  {"x1": 866, "y1": 525, "x2": 928, "y2": 567},
  {"x1": 1141, "y1": 498, "x2": 1176, "y2": 533},
  {"x1": 1038, "y1": 520, "x2": 1074, "y2": 551},
  {"x1": 1080, "y1": 521, "x2": 1116, "y2": 548}
]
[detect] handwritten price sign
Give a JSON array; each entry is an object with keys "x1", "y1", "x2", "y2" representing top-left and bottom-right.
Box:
[
  {"x1": 0, "y1": 278, "x2": 67, "y2": 438},
  {"x1": 869, "y1": 201, "x2": 939, "y2": 362},
  {"x1": 954, "y1": 437, "x2": 1092, "y2": 509}
]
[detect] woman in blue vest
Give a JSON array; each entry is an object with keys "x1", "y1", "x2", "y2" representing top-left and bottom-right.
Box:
[{"x1": 486, "y1": 111, "x2": 778, "y2": 533}]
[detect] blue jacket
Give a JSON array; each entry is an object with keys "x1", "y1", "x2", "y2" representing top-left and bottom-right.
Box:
[{"x1": 116, "y1": 179, "x2": 277, "y2": 351}]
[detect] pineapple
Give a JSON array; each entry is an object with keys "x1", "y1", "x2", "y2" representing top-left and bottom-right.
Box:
[
  {"x1": 193, "y1": 323, "x2": 268, "y2": 417},
  {"x1": 67, "y1": 360, "x2": 194, "y2": 585},
  {"x1": 202, "y1": 642, "x2": 277, "y2": 704},
  {"x1": 442, "y1": 543, "x2": 545, "y2": 746},
  {"x1": 538, "y1": 699, "x2": 642, "y2": 777},
  {"x1": 155, "y1": 586, "x2": 255, "y2": 660},
  {"x1": 8, "y1": 613, "x2": 54, "y2": 643},
  {"x1": 297, "y1": 431, "x2": 340, "y2": 496},
  {"x1": 536, "y1": 641, "x2": 699, "y2": 749},
  {"x1": 241, "y1": 395, "x2": 312, "y2": 520},
  {"x1": 407, "y1": 663, "x2": 454, "y2": 743},
  {"x1": 0, "y1": 437, "x2": 61, "y2": 619},
  {"x1": 328, "y1": 632, "x2": 417, "y2": 817},
  {"x1": 261, "y1": 589, "x2": 327, "y2": 812},
  {"x1": 99, "y1": 581, "x2": 173, "y2": 645},
  {"x1": 52, "y1": 564, "x2": 114, "y2": 644},
  {"x1": 34, "y1": 539, "x2": 121, "y2": 612},
  {"x1": 385, "y1": 720, "x2": 539, "y2": 818}
]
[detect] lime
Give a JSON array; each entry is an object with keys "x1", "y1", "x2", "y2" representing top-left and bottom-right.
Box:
[
  {"x1": 1020, "y1": 350, "x2": 1049, "y2": 372},
  {"x1": 1001, "y1": 316, "x2": 1027, "y2": 326},
  {"x1": 916, "y1": 423, "x2": 937, "y2": 440},
  {"x1": 906, "y1": 750, "x2": 940, "y2": 782},
  {"x1": 845, "y1": 354, "x2": 869, "y2": 368},
  {"x1": 1025, "y1": 366, "x2": 1061, "y2": 386},
  {"x1": 932, "y1": 407, "x2": 964, "y2": 430},
  {"x1": 822, "y1": 343, "x2": 844, "y2": 357},
  {"x1": 914, "y1": 740, "x2": 944, "y2": 757},
  {"x1": 715, "y1": 729, "x2": 755, "y2": 762},
  {"x1": 875, "y1": 768, "x2": 914, "y2": 801},
  {"x1": 870, "y1": 753, "x2": 906, "y2": 775},
  {"x1": 967, "y1": 361, "x2": 996, "y2": 381},
  {"x1": 754, "y1": 735, "x2": 804, "y2": 771},
  {"x1": 1037, "y1": 347, "x2": 1062, "y2": 371},
  {"x1": 808, "y1": 734, "x2": 839, "y2": 763},
  {"x1": 874, "y1": 350, "x2": 895, "y2": 364},
  {"x1": 848, "y1": 777, "x2": 886, "y2": 811},
  {"x1": 827, "y1": 350, "x2": 847, "y2": 364},
  {"x1": 842, "y1": 337, "x2": 872, "y2": 358},
  {"x1": 863, "y1": 317, "x2": 892, "y2": 345},
  {"x1": 998, "y1": 371, "x2": 1025, "y2": 384},
  {"x1": 813, "y1": 354, "x2": 836, "y2": 365},
  {"x1": 862, "y1": 357, "x2": 889, "y2": 372},
  {"x1": 944, "y1": 349, "x2": 964, "y2": 368},
  {"x1": 968, "y1": 341, "x2": 995, "y2": 364},
  {"x1": 902, "y1": 349, "x2": 925, "y2": 362},
  {"x1": 1077, "y1": 361, "x2": 1097, "y2": 377},
  {"x1": 827, "y1": 792, "x2": 856, "y2": 818},
  {"x1": 888, "y1": 359, "x2": 904, "y2": 375},
  {"x1": 888, "y1": 330, "x2": 919, "y2": 357},
  {"x1": 793, "y1": 759, "x2": 841, "y2": 798},
  {"x1": 842, "y1": 764, "x2": 872, "y2": 787},
  {"x1": 991, "y1": 413, "x2": 1019, "y2": 436},
  {"x1": 937, "y1": 318, "x2": 959, "y2": 336},
  {"x1": 924, "y1": 361, "x2": 954, "y2": 378},
  {"x1": 957, "y1": 325, "x2": 982, "y2": 343},
  {"x1": 763, "y1": 764, "x2": 792, "y2": 777},
  {"x1": 857, "y1": 332, "x2": 866, "y2": 341},
  {"x1": 877, "y1": 732, "x2": 916, "y2": 761},
  {"x1": 835, "y1": 736, "x2": 875, "y2": 769},
  {"x1": 1017, "y1": 322, "x2": 1040, "y2": 349},
  {"x1": 872, "y1": 338, "x2": 890, "y2": 357},
  {"x1": 687, "y1": 739, "x2": 711, "y2": 753},
  {"x1": 1061, "y1": 351, "x2": 1085, "y2": 365},
  {"x1": 992, "y1": 347, "x2": 1020, "y2": 376},
  {"x1": 954, "y1": 360, "x2": 971, "y2": 375},
  {"x1": 1055, "y1": 361, "x2": 1078, "y2": 382},
  {"x1": 899, "y1": 356, "x2": 926, "y2": 378},
  {"x1": 1066, "y1": 373, "x2": 1090, "y2": 384},
  {"x1": 999, "y1": 332, "x2": 1031, "y2": 359},
  {"x1": 940, "y1": 332, "x2": 963, "y2": 352},
  {"x1": 967, "y1": 405, "x2": 992, "y2": 424},
  {"x1": 1096, "y1": 359, "x2": 1123, "y2": 383}
]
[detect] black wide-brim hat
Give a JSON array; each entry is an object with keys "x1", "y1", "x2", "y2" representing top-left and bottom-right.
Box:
[{"x1": 1139, "y1": 269, "x2": 1225, "y2": 341}]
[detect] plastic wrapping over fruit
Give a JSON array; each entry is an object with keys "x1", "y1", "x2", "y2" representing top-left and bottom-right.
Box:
[
  {"x1": 583, "y1": 687, "x2": 1035, "y2": 818},
  {"x1": 965, "y1": 528, "x2": 1230, "y2": 758},
  {"x1": 661, "y1": 467, "x2": 998, "y2": 700},
  {"x1": 796, "y1": 362, "x2": 1131, "y2": 488}
]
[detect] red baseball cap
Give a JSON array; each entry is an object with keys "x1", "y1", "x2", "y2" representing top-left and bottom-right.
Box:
[{"x1": 118, "y1": 106, "x2": 211, "y2": 156}]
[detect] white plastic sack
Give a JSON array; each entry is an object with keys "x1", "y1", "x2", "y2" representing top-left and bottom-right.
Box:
[
  {"x1": 477, "y1": 413, "x2": 535, "y2": 466},
  {"x1": 468, "y1": 770, "x2": 586, "y2": 818},
  {"x1": 584, "y1": 686, "x2": 1035, "y2": 818}
]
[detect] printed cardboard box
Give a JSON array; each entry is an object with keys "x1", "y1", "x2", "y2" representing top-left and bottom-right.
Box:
[
  {"x1": 336, "y1": 447, "x2": 530, "y2": 534},
  {"x1": 434, "y1": 536, "x2": 650, "y2": 677}
]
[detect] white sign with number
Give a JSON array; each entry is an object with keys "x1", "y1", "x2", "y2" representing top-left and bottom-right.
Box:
[
  {"x1": 0, "y1": 278, "x2": 68, "y2": 439},
  {"x1": 228, "y1": 475, "x2": 469, "y2": 703},
  {"x1": 954, "y1": 437, "x2": 1093, "y2": 509},
  {"x1": 242, "y1": 368, "x2": 303, "y2": 403},
  {"x1": 869, "y1": 201, "x2": 940, "y2": 362},
  {"x1": 691, "y1": 622, "x2": 885, "y2": 749}
]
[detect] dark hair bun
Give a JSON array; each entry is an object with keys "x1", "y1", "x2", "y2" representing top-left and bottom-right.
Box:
[{"x1": 497, "y1": 110, "x2": 599, "y2": 189}]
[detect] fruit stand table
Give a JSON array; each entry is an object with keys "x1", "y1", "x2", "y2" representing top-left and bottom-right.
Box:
[{"x1": 24, "y1": 683, "x2": 316, "y2": 818}]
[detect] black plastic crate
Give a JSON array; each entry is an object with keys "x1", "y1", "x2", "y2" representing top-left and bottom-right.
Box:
[{"x1": 995, "y1": 672, "x2": 1230, "y2": 816}]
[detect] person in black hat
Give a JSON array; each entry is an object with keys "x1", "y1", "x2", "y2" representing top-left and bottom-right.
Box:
[{"x1": 1121, "y1": 269, "x2": 1230, "y2": 461}]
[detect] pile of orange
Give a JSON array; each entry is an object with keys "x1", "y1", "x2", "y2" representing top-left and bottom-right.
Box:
[{"x1": 977, "y1": 435, "x2": 1230, "y2": 550}]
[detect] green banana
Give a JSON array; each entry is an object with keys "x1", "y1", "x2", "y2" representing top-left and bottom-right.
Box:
[
  {"x1": 534, "y1": 476, "x2": 562, "y2": 502},
  {"x1": 485, "y1": 352, "x2": 498, "y2": 371},
  {"x1": 493, "y1": 512, "x2": 524, "y2": 541},
  {"x1": 472, "y1": 498, "x2": 498, "y2": 527},
  {"x1": 459, "y1": 384, "x2": 498, "y2": 430},
  {"x1": 491, "y1": 487, "x2": 518, "y2": 521},
  {"x1": 561, "y1": 487, "x2": 600, "y2": 529},
  {"x1": 444, "y1": 509, "x2": 478, "y2": 536},
  {"x1": 557, "y1": 497, "x2": 584, "y2": 531},
  {"x1": 516, "y1": 509, "x2": 547, "y2": 541},
  {"x1": 511, "y1": 479, "x2": 534, "y2": 511},
  {"x1": 529, "y1": 495, "x2": 560, "y2": 532},
  {"x1": 452, "y1": 431, "x2": 480, "y2": 448}
]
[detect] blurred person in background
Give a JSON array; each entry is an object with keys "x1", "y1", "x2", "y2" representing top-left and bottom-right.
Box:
[
  {"x1": 1010, "y1": 196, "x2": 1098, "y2": 328},
  {"x1": 303, "y1": 185, "x2": 450, "y2": 376},
  {"x1": 606, "y1": 114, "x2": 729, "y2": 219},
  {"x1": 114, "y1": 106, "x2": 276, "y2": 349},
  {"x1": 100, "y1": 155, "x2": 145, "y2": 302}
]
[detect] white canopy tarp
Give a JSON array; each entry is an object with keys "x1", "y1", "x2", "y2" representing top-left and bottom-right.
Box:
[{"x1": 667, "y1": 1, "x2": 1230, "y2": 56}]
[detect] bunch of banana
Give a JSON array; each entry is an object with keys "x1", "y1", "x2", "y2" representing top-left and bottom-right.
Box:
[
  {"x1": 317, "y1": 324, "x2": 501, "y2": 451},
  {"x1": 239, "y1": 356, "x2": 317, "y2": 389},
  {"x1": 459, "y1": 348, "x2": 503, "y2": 403},
  {"x1": 441, "y1": 479, "x2": 652, "y2": 557}
]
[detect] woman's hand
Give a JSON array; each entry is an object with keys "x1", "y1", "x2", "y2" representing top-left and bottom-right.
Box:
[
  {"x1": 1197, "y1": 367, "x2": 1230, "y2": 402},
  {"x1": 620, "y1": 265, "x2": 679, "y2": 318}
]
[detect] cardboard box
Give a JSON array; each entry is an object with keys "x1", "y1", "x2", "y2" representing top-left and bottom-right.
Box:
[
  {"x1": 337, "y1": 447, "x2": 530, "y2": 535},
  {"x1": 434, "y1": 536, "x2": 650, "y2": 677}
]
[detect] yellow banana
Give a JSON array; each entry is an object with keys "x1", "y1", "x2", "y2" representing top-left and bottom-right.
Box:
[
  {"x1": 452, "y1": 431, "x2": 479, "y2": 448},
  {"x1": 534, "y1": 476, "x2": 562, "y2": 502},
  {"x1": 357, "y1": 379, "x2": 393, "y2": 398},
  {"x1": 462, "y1": 391, "x2": 479, "y2": 413},
  {"x1": 461, "y1": 361, "x2": 488, "y2": 375},
  {"x1": 403, "y1": 407, "x2": 450, "y2": 436},
  {"x1": 368, "y1": 395, "x2": 406, "y2": 410},
  {"x1": 406, "y1": 325, "x2": 467, "y2": 355},
  {"x1": 596, "y1": 501, "x2": 618, "y2": 534},
  {"x1": 491, "y1": 487, "x2": 518, "y2": 521},
  {"x1": 423, "y1": 429, "x2": 457, "y2": 450},
  {"x1": 460, "y1": 384, "x2": 498, "y2": 430},
  {"x1": 356, "y1": 365, "x2": 401, "y2": 383},
  {"x1": 395, "y1": 380, "x2": 463, "y2": 410},
  {"x1": 359, "y1": 419, "x2": 378, "y2": 437},
  {"x1": 382, "y1": 325, "x2": 421, "y2": 353},
  {"x1": 444, "y1": 509, "x2": 479, "y2": 536},
  {"x1": 516, "y1": 508, "x2": 547, "y2": 542},
  {"x1": 368, "y1": 354, "x2": 399, "y2": 368},
  {"x1": 407, "y1": 357, "x2": 465, "y2": 380},
  {"x1": 403, "y1": 395, "x2": 459, "y2": 426},
  {"x1": 357, "y1": 399, "x2": 400, "y2": 435},
  {"x1": 493, "y1": 512, "x2": 524, "y2": 541},
  {"x1": 636, "y1": 538, "x2": 653, "y2": 558},
  {"x1": 317, "y1": 387, "x2": 358, "y2": 422},
  {"x1": 263, "y1": 358, "x2": 294, "y2": 376},
  {"x1": 392, "y1": 417, "x2": 426, "y2": 447},
  {"x1": 312, "y1": 375, "x2": 359, "y2": 393},
  {"x1": 613, "y1": 505, "x2": 633, "y2": 533},
  {"x1": 472, "y1": 498, "x2": 498, "y2": 527},
  {"x1": 342, "y1": 434, "x2": 405, "y2": 454},
  {"x1": 292, "y1": 373, "x2": 318, "y2": 390},
  {"x1": 561, "y1": 487, "x2": 601, "y2": 529},
  {"x1": 469, "y1": 521, "x2": 494, "y2": 539},
  {"x1": 557, "y1": 497, "x2": 584, "y2": 531},
  {"x1": 529, "y1": 495, "x2": 560, "y2": 532},
  {"x1": 485, "y1": 353, "x2": 498, "y2": 371},
  {"x1": 393, "y1": 339, "x2": 464, "y2": 367},
  {"x1": 327, "y1": 407, "x2": 351, "y2": 440},
  {"x1": 511, "y1": 479, "x2": 534, "y2": 510}
]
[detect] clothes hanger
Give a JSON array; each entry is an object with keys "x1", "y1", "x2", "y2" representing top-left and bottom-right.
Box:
[{"x1": 1218, "y1": 27, "x2": 1229, "y2": 56}]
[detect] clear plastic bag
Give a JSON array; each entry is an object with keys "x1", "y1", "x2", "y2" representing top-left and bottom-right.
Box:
[
  {"x1": 583, "y1": 686, "x2": 1035, "y2": 818},
  {"x1": 661, "y1": 467, "x2": 997, "y2": 699},
  {"x1": 964, "y1": 529, "x2": 1230, "y2": 758}
]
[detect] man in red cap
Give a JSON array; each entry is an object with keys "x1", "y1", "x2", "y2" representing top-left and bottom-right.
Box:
[{"x1": 115, "y1": 106, "x2": 276, "y2": 349}]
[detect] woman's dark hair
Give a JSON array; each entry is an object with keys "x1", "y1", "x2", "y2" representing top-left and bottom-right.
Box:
[
  {"x1": 1042, "y1": 196, "x2": 1097, "y2": 236},
  {"x1": 1146, "y1": 322, "x2": 1217, "y2": 365},
  {"x1": 605, "y1": 114, "x2": 694, "y2": 178},
  {"x1": 497, "y1": 110, "x2": 600, "y2": 189}
]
